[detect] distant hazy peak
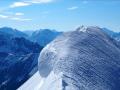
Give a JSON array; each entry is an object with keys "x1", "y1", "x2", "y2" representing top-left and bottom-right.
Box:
[{"x1": 0, "y1": 27, "x2": 17, "y2": 31}]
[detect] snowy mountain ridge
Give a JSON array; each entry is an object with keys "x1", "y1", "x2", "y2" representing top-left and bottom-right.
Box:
[
  {"x1": 19, "y1": 26, "x2": 120, "y2": 90},
  {"x1": 38, "y1": 26, "x2": 120, "y2": 90}
]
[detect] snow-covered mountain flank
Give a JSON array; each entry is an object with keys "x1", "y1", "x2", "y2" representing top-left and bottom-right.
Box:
[{"x1": 37, "y1": 26, "x2": 120, "y2": 90}]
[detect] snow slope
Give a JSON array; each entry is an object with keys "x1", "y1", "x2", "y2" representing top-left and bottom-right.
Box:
[
  {"x1": 18, "y1": 71, "x2": 42, "y2": 90},
  {"x1": 38, "y1": 26, "x2": 120, "y2": 90},
  {"x1": 18, "y1": 71, "x2": 63, "y2": 90},
  {"x1": 19, "y1": 26, "x2": 120, "y2": 90}
]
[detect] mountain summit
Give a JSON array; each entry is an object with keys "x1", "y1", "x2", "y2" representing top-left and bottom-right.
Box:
[
  {"x1": 38, "y1": 26, "x2": 120, "y2": 90},
  {"x1": 30, "y1": 29, "x2": 62, "y2": 46},
  {"x1": 0, "y1": 27, "x2": 27, "y2": 38}
]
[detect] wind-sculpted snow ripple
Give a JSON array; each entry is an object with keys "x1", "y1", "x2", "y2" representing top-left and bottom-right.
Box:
[{"x1": 38, "y1": 26, "x2": 120, "y2": 90}]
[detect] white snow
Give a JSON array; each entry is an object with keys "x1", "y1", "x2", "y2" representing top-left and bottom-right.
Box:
[
  {"x1": 76, "y1": 25, "x2": 87, "y2": 32},
  {"x1": 39, "y1": 71, "x2": 63, "y2": 90},
  {"x1": 37, "y1": 26, "x2": 120, "y2": 90},
  {"x1": 18, "y1": 71, "x2": 63, "y2": 90},
  {"x1": 17, "y1": 71, "x2": 43, "y2": 90},
  {"x1": 18, "y1": 26, "x2": 120, "y2": 90}
]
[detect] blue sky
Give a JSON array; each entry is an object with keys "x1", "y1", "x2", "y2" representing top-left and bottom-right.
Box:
[{"x1": 0, "y1": 0, "x2": 120, "y2": 32}]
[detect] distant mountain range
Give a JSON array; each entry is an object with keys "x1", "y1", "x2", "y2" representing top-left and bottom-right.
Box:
[
  {"x1": 102, "y1": 28, "x2": 120, "y2": 41},
  {"x1": 0, "y1": 27, "x2": 27, "y2": 38},
  {"x1": 23, "y1": 30, "x2": 34, "y2": 36},
  {"x1": 0, "y1": 27, "x2": 62, "y2": 46},
  {"x1": 0, "y1": 29, "x2": 43, "y2": 90},
  {"x1": 1, "y1": 27, "x2": 119, "y2": 46},
  {"x1": 29, "y1": 29, "x2": 62, "y2": 46}
]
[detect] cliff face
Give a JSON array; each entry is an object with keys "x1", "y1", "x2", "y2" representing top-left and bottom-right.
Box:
[{"x1": 38, "y1": 26, "x2": 120, "y2": 90}]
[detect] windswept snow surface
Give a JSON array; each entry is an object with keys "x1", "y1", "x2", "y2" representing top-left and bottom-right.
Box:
[
  {"x1": 38, "y1": 26, "x2": 120, "y2": 90},
  {"x1": 19, "y1": 26, "x2": 120, "y2": 90},
  {"x1": 18, "y1": 71, "x2": 42, "y2": 90},
  {"x1": 18, "y1": 71, "x2": 63, "y2": 90}
]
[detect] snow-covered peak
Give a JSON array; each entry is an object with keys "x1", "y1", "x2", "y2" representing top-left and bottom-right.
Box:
[
  {"x1": 38, "y1": 26, "x2": 120, "y2": 90},
  {"x1": 76, "y1": 25, "x2": 87, "y2": 32},
  {"x1": 76, "y1": 25, "x2": 103, "y2": 34},
  {"x1": 75, "y1": 26, "x2": 111, "y2": 41},
  {"x1": 18, "y1": 26, "x2": 120, "y2": 90}
]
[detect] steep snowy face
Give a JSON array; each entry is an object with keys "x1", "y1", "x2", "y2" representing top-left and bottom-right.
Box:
[{"x1": 38, "y1": 26, "x2": 120, "y2": 90}]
